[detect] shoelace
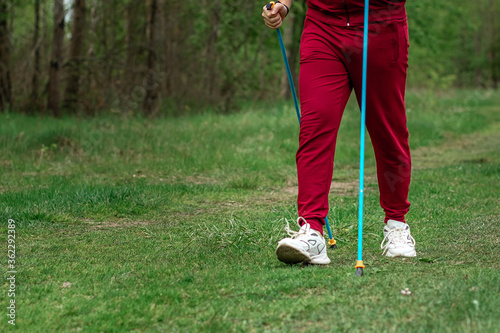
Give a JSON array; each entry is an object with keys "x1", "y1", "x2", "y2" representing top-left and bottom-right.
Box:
[
  {"x1": 284, "y1": 217, "x2": 310, "y2": 239},
  {"x1": 380, "y1": 227, "x2": 416, "y2": 255}
]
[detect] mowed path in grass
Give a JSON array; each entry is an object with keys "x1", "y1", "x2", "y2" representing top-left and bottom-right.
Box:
[{"x1": 0, "y1": 90, "x2": 499, "y2": 332}]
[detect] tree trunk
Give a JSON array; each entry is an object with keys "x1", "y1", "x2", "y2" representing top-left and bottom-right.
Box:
[
  {"x1": 0, "y1": 0, "x2": 12, "y2": 112},
  {"x1": 280, "y1": 14, "x2": 293, "y2": 99},
  {"x1": 47, "y1": 0, "x2": 65, "y2": 117},
  {"x1": 489, "y1": 0, "x2": 498, "y2": 88},
  {"x1": 156, "y1": 0, "x2": 165, "y2": 92},
  {"x1": 63, "y1": 0, "x2": 86, "y2": 112},
  {"x1": 30, "y1": 0, "x2": 41, "y2": 113},
  {"x1": 164, "y1": 0, "x2": 179, "y2": 99},
  {"x1": 280, "y1": 3, "x2": 305, "y2": 100},
  {"x1": 206, "y1": 2, "x2": 220, "y2": 101},
  {"x1": 98, "y1": 1, "x2": 112, "y2": 99},
  {"x1": 82, "y1": 0, "x2": 97, "y2": 115},
  {"x1": 124, "y1": 2, "x2": 134, "y2": 89},
  {"x1": 142, "y1": 0, "x2": 159, "y2": 116},
  {"x1": 474, "y1": 1, "x2": 484, "y2": 87},
  {"x1": 290, "y1": 3, "x2": 306, "y2": 93}
]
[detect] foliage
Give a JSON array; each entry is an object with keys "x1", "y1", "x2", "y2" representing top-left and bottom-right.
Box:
[
  {"x1": 3, "y1": 1, "x2": 500, "y2": 115},
  {"x1": 408, "y1": 0, "x2": 499, "y2": 89}
]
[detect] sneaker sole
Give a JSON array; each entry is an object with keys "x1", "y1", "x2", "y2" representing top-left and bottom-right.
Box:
[
  {"x1": 384, "y1": 251, "x2": 417, "y2": 258},
  {"x1": 276, "y1": 244, "x2": 310, "y2": 264},
  {"x1": 276, "y1": 244, "x2": 331, "y2": 265},
  {"x1": 309, "y1": 253, "x2": 331, "y2": 265}
]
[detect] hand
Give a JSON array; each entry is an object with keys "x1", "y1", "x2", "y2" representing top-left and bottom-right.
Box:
[{"x1": 262, "y1": 3, "x2": 288, "y2": 29}]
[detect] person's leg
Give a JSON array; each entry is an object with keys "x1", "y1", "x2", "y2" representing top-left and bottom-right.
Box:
[
  {"x1": 276, "y1": 17, "x2": 351, "y2": 265},
  {"x1": 343, "y1": 18, "x2": 415, "y2": 257},
  {"x1": 297, "y1": 17, "x2": 352, "y2": 234},
  {"x1": 346, "y1": 19, "x2": 411, "y2": 223}
]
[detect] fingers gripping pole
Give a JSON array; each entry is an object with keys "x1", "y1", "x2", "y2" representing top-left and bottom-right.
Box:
[
  {"x1": 356, "y1": 0, "x2": 370, "y2": 277},
  {"x1": 268, "y1": 2, "x2": 336, "y2": 248}
]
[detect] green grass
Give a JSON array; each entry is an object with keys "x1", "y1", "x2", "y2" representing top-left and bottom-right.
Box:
[{"x1": 1, "y1": 89, "x2": 499, "y2": 332}]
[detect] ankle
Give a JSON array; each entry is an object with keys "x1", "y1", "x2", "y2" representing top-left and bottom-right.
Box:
[
  {"x1": 386, "y1": 219, "x2": 407, "y2": 229},
  {"x1": 385, "y1": 217, "x2": 406, "y2": 224},
  {"x1": 306, "y1": 218, "x2": 324, "y2": 236}
]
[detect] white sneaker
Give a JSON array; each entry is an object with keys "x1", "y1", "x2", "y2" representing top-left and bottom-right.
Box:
[
  {"x1": 381, "y1": 219, "x2": 417, "y2": 257},
  {"x1": 276, "y1": 217, "x2": 331, "y2": 265}
]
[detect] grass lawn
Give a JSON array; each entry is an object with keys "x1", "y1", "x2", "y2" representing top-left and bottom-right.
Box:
[{"x1": 1, "y1": 89, "x2": 499, "y2": 332}]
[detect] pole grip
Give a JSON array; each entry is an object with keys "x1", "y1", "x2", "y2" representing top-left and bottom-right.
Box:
[{"x1": 266, "y1": 2, "x2": 276, "y2": 10}]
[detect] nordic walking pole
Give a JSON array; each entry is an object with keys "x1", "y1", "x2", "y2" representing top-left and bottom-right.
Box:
[
  {"x1": 266, "y1": 2, "x2": 337, "y2": 249},
  {"x1": 355, "y1": 0, "x2": 370, "y2": 277}
]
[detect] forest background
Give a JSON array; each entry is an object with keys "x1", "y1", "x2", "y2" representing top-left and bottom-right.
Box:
[{"x1": 0, "y1": 0, "x2": 498, "y2": 117}]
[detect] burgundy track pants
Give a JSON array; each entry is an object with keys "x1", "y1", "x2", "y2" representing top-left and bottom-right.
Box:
[{"x1": 296, "y1": 12, "x2": 411, "y2": 234}]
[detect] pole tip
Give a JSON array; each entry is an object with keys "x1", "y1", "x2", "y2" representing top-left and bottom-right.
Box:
[{"x1": 355, "y1": 260, "x2": 365, "y2": 276}]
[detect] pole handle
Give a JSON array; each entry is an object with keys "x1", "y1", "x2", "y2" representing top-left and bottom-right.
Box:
[{"x1": 266, "y1": 2, "x2": 276, "y2": 10}]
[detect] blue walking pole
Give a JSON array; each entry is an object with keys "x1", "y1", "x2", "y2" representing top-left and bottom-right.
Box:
[
  {"x1": 266, "y1": 2, "x2": 337, "y2": 249},
  {"x1": 355, "y1": 0, "x2": 370, "y2": 277}
]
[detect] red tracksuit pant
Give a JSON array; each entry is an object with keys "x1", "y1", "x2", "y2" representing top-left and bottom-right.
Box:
[{"x1": 297, "y1": 12, "x2": 411, "y2": 234}]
